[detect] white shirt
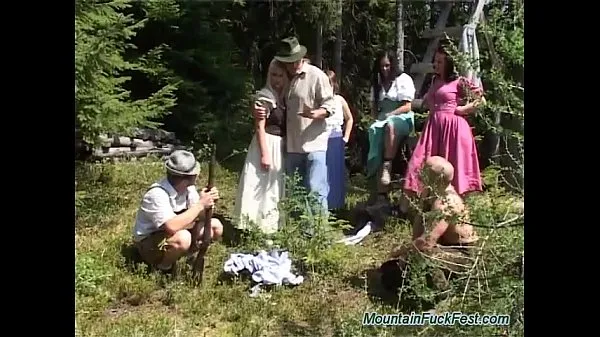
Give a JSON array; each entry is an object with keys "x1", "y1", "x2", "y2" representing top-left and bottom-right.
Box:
[
  {"x1": 132, "y1": 178, "x2": 200, "y2": 242},
  {"x1": 325, "y1": 94, "x2": 345, "y2": 133},
  {"x1": 369, "y1": 73, "x2": 416, "y2": 103}
]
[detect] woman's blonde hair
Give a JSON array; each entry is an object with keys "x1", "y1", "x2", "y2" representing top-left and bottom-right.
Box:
[{"x1": 265, "y1": 59, "x2": 289, "y2": 100}]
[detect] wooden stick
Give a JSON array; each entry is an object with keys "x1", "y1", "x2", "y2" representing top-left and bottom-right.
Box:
[{"x1": 191, "y1": 144, "x2": 217, "y2": 283}]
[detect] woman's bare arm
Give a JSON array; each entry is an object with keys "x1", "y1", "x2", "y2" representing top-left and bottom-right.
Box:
[
  {"x1": 254, "y1": 109, "x2": 269, "y2": 161},
  {"x1": 455, "y1": 78, "x2": 486, "y2": 115},
  {"x1": 455, "y1": 96, "x2": 486, "y2": 115},
  {"x1": 340, "y1": 96, "x2": 354, "y2": 142}
]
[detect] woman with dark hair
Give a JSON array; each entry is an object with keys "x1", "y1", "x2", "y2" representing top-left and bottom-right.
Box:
[
  {"x1": 324, "y1": 70, "x2": 354, "y2": 210},
  {"x1": 366, "y1": 50, "x2": 416, "y2": 191},
  {"x1": 401, "y1": 43, "x2": 486, "y2": 211}
]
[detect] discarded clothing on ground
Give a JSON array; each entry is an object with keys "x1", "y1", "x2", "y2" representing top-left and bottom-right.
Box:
[
  {"x1": 336, "y1": 194, "x2": 396, "y2": 245},
  {"x1": 336, "y1": 221, "x2": 373, "y2": 245},
  {"x1": 223, "y1": 250, "x2": 304, "y2": 297}
]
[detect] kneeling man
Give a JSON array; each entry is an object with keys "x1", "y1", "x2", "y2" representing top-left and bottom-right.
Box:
[
  {"x1": 132, "y1": 150, "x2": 223, "y2": 272},
  {"x1": 382, "y1": 156, "x2": 478, "y2": 291},
  {"x1": 409, "y1": 156, "x2": 478, "y2": 252}
]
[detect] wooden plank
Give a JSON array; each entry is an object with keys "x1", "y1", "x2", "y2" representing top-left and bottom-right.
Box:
[
  {"x1": 413, "y1": 2, "x2": 453, "y2": 97},
  {"x1": 92, "y1": 146, "x2": 173, "y2": 159},
  {"x1": 422, "y1": 26, "x2": 463, "y2": 39},
  {"x1": 96, "y1": 147, "x2": 134, "y2": 156},
  {"x1": 132, "y1": 139, "x2": 154, "y2": 148}
]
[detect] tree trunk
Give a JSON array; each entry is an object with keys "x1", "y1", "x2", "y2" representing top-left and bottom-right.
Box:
[
  {"x1": 334, "y1": 0, "x2": 343, "y2": 81},
  {"x1": 396, "y1": 0, "x2": 404, "y2": 71},
  {"x1": 315, "y1": 21, "x2": 323, "y2": 69}
]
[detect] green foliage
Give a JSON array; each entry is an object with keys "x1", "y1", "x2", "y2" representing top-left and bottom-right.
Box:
[
  {"x1": 298, "y1": 0, "x2": 342, "y2": 32},
  {"x1": 76, "y1": 253, "x2": 113, "y2": 298},
  {"x1": 477, "y1": 0, "x2": 524, "y2": 192},
  {"x1": 75, "y1": 0, "x2": 178, "y2": 146},
  {"x1": 141, "y1": 0, "x2": 180, "y2": 21},
  {"x1": 392, "y1": 167, "x2": 523, "y2": 336},
  {"x1": 130, "y1": 0, "x2": 255, "y2": 153},
  {"x1": 229, "y1": 171, "x2": 353, "y2": 276},
  {"x1": 75, "y1": 155, "x2": 524, "y2": 336},
  {"x1": 274, "y1": 173, "x2": 352, "y2": 275}
]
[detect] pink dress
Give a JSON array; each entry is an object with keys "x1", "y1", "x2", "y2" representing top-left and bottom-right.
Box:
[{"x1": 403, "y1": 77, "x2": 483, "y2": 195}]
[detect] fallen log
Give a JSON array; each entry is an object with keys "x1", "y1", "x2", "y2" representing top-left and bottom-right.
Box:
[
  {"x1": 92, "y1": 146, "x2": 174, "y2": 159},
  {"x1": 99, "y1": 147, "x2": 133, "y2": 155},
  {"x1": 131, "y1": 139, "x2": 155, "y2": 148},
  {"x1": 111, "y1": 136, "x2": 132, "y2": 147},
  {"x1": 131, "y1": 128, "x2": 176, "y2": 142}
]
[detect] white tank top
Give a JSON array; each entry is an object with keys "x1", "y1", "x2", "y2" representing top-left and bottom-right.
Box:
[{"x1": 326, "y1": 95, "x2": 344, "y2": 133}]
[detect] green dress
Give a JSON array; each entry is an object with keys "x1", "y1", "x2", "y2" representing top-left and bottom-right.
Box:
[{"x1": 366, "y1": 98, "x2": 414, "y2": 178}]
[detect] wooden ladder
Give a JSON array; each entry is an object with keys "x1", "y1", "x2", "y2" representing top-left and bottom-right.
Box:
[{"x1": 410, "y1": 0, "x2": 490, "y2": 100}]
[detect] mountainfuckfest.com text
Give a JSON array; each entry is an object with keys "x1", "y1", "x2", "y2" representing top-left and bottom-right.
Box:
[{"x1": 362, "y1": 311, "x2": 511, "y2": 326}]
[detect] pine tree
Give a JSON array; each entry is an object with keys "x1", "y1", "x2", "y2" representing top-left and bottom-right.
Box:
[{"x1": 75, "y1": 0, "x2": 178, "y2": 146}]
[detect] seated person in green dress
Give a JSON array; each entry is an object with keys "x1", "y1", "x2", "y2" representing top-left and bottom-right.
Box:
[{"x1": 367, "y1": 50, "x2": 416, "y2": 193}]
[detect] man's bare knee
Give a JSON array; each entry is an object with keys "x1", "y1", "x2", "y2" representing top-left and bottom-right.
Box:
[
  {"x1": 211, "y1": 218, "x2": 224, "y2": 239},
  {"x1": 167, "y1": 230, "x2": 192, "y2": 251}
]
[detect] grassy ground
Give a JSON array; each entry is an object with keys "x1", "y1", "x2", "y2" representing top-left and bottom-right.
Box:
[{"x1": 75, "y1": 157, "x2": 524, "y2": 337}]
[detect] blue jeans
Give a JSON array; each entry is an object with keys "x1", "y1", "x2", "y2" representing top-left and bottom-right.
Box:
[{"x1": 285, "y1": 151, "x2": 329, "y2": 212}]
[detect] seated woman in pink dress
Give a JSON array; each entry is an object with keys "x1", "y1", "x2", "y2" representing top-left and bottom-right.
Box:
[{"x1": 401, "y1": 44, "x2": 486, "y2": 212}]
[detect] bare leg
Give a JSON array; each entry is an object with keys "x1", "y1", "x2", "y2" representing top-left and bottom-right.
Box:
[
  {"x1": 185, "y1": 217, "x2": 223, "y2": 242},
  {"x1": 380, "y1": 123, "x2": 400, "y2": 186},
  {"x1": 384, "y1": 123, "x2": 400, "y2": 160},
  {"x1": 197, "y1": 218, "x2": 224, "y2": 243},
  {"x1": 159, "y1": 230, "x2": 192, "y2": 269},
  {"x1": 184, "y1": 218, "x2": 224, "y2": 264}
]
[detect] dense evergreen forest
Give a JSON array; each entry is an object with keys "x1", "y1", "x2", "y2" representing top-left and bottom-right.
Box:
[{"x1": 75, "y1": 0, "x2": 523, "y2": 181}]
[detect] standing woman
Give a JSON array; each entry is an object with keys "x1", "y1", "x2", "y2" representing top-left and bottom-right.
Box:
[
  {"x1": 402, "y1": 44, "x2": 486, "y2": 210},
  {"x1": 325, "y1": 70, "x2": 354, "y2": 210},
  {"x1": 366, "y1": 50, "x2": 416, "y2": 191},
  {"x1": 233, "y1": 59, "x2": 289, "y2": 234}
]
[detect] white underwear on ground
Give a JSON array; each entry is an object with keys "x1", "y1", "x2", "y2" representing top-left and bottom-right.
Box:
[{"x1": 223, "y1": 250, "x2": 304, "y2": 297}]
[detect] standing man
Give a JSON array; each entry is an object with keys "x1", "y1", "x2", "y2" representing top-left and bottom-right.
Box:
[{"x1": 254, "y1": 37, "x2": 336, "y2": 213}]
